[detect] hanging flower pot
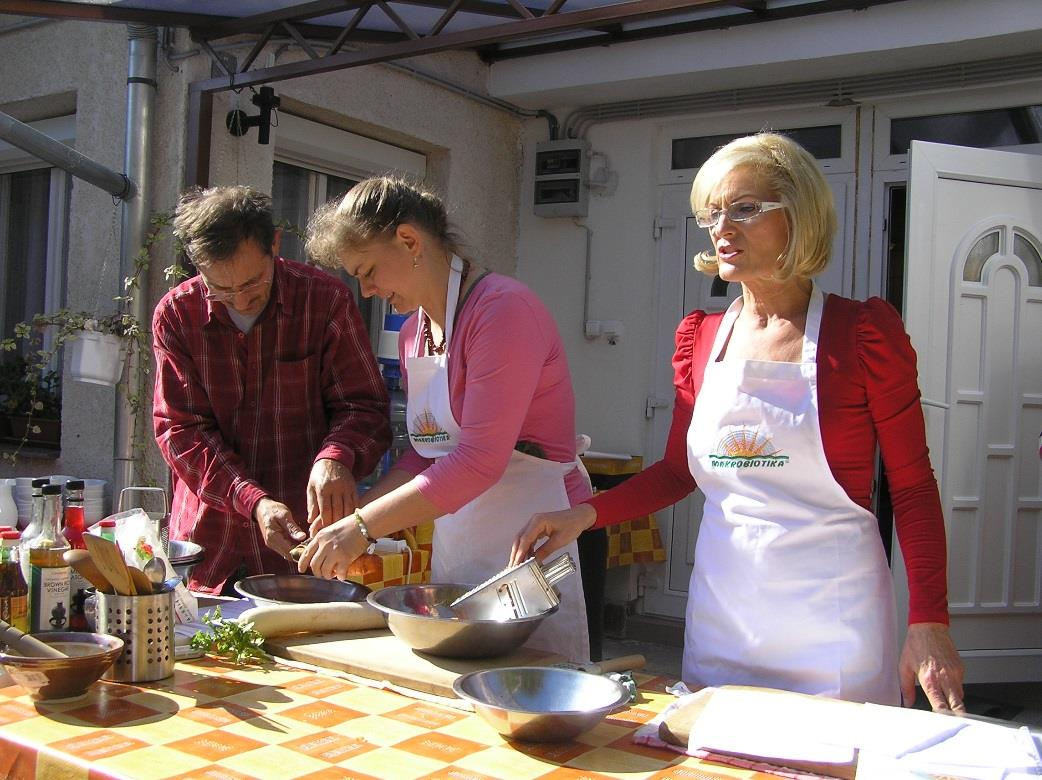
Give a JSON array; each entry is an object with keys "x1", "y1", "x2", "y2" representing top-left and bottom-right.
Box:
[{"x1": 68, "y1": 329, "x2": 126, "y2": 386}]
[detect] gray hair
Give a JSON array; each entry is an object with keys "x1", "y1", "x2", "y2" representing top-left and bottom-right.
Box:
[
  {"x1": 306, "y1": 176, "x2": 461, "y2": 269},
  {"x1": 172, "y1": 185, "x2": 276, "y2": 267},
  {"x1": 690, "y1": 132, "x2": 836, "y2": 280}
]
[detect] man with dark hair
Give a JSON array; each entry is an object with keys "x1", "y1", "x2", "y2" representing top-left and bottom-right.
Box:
[{"x1": 153, "y1": 185, "x2": 389, "y2": 593}]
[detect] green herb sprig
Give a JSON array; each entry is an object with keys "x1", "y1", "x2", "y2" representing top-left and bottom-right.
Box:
[{"x1": 189, "y1": 606, "x2": 272, "y2": 665}]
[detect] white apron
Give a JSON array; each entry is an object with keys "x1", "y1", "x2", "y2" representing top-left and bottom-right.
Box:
[
  {"x1": 685, "y1": 284, "x2": 899, "y2": 705},
  {"x1": 406, "y1": 257, "x2": 590, "y2": 663}
]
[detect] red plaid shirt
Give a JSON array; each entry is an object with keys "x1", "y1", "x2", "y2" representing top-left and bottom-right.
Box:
[{"x1": 152, "y1": 257, "x2": 390, "y2": 592}]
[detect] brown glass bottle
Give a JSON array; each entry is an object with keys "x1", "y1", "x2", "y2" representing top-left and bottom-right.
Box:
[{"x1": 0, "y1": 530, "x2": 28, "y2": 633}]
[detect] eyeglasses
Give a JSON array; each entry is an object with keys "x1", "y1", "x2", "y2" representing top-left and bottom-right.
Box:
[
  {"x1": 203, "y1": 274, "x2": 272, "y2": 303},
  {"x1": 693, "y1": 200, "x2": 786, "y2": 229}
]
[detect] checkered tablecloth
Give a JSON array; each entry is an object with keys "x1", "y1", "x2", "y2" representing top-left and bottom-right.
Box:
[{"x1": 0, "y1": 657, "x2": 781, "y2": 780}]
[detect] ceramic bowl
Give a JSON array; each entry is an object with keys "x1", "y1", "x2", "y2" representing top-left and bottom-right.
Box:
[{"x1": 0, "y1": 632, "x2": 124, "y2": 701}]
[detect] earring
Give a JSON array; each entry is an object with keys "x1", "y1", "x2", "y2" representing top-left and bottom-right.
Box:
[{"x1": 412, "y1": 255, "x2": 419, "y2": 269}]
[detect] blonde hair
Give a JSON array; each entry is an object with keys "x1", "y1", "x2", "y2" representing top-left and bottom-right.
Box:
[
  {"x1": 305, "y1": 176, "x2": 461, "y2": 269},
  {"x1": 690, "y1": 133, "x2": 835, "y2": 280}
]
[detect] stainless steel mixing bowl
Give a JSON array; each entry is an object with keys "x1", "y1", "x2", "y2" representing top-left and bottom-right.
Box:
[
  {"x1": 452, "y1": 666, "x2": 631, "y2": 742},
  {"x1": 168, "y1": 539, "x2": 204, "y2": 583},
  {"x1": 367, "y1": 584, "x2": 555, "y2": 658},
  {"x1": 234, "y1": 574, "x2": 371, "y2": 606}
]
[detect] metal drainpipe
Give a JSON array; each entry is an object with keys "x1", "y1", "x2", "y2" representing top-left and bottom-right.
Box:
[{"x1": 113, "y1": 24, "x2": 157, "y2": 500}]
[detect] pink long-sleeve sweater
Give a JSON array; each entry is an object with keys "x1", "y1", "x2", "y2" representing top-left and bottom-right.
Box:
[{"x1": 393, "y1": 272, "x2": 591, "y2": 513}]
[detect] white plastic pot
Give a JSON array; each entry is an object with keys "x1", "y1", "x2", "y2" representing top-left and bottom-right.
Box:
[{"x1": 68, "y1": 330, "x2": 126, "y2": 386}]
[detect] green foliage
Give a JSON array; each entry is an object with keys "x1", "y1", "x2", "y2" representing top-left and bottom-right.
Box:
[
  {"x1": 0, "y1": 354, "x2": 61, "y2": 419},
  {"x1": 0, "y1": 210, "x2": 174, "y2": 466},
  {"x1": 189, "y1": 605, "x2": 272, "y2": 665}
]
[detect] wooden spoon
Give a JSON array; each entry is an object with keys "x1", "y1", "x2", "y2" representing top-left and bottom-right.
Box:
[
  {"x1": 63, "y1": 549, "x2": 113, "y2": 594},
  {"x1": 83, "y1": 534, "x2": 135, "y2": 596},
  {"x1": 0, "y1": 618, "x2": 67, "y2": 659},
  {"x1": 127, "y1": 565, "x2": 151, "y2": 595}
]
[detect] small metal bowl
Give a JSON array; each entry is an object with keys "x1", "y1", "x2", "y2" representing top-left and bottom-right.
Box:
[
  {"x1": 234, "y1": 574, "x2": 371, "y2": 606},
  {"x1": 453, "y1": 666, "x2": 630, "y2": 742},
  {"x1": 0, "y1": 632, "x2": 124, "y2": 701},
  {"x1": 168, "y1": 539, "x2": 205, "y2": 583},
  {"x1": 367, "y1": 584, "x2": 555, "y2": 658}
]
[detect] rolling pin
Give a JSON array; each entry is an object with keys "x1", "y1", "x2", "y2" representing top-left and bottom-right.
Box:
[{"x1": 239, "y1": 602, "x2": 387, "y2": 638}]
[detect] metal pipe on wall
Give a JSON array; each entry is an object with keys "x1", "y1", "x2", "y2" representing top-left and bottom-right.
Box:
[
  {"x1": 112, "y1": 23, "x2": 158, "y2": 499},
  {"x1": 0, "y1": 111, "x2": 133, "y2": 200}
]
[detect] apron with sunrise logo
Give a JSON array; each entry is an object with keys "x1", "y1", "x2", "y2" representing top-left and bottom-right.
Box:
[
  {"x1": 684, "y1": 284, "x2": 899, "y2": 704},
  {"x1": 406, "y1": 257, "x2": 590, "y2": 663}
]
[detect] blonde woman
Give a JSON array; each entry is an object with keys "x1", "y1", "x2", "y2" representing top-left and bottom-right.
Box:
[{"x1": 513, "y1": 133, "x2": 963, "y2": 709}]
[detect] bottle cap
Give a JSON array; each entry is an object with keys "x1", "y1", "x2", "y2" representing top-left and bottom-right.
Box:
[
  {"x1": 0, "y1": 530, "x2": 21, "y2": 541},
  {"x1": 42, "y1": 484, "x2": 62, "y2": 496},
  {"x1": 65, "y1": 479, "x2": 85, "y2": 491},
  {"x1": 99, "y1": 519, "x2": 117, "y2": 527},
  {"x1": 31, "y1": 478, "x2": 50, "y2": 489}
]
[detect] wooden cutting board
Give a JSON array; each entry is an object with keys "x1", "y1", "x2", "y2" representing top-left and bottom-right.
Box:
[{"x1": 265, "y1": 629, "x2": 565, "y2": 698}]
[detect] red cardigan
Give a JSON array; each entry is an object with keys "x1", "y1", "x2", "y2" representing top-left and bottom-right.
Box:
[{"x1": 589, "y1": 293, "x2": 950, "y2": 625}]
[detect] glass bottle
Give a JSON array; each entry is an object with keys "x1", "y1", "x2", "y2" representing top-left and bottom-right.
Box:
[
  {"x1": 63, "y1": 480, "x2": 89, "y2": 631},
  {"x1": 96, "y1": 518, "x2": 117, "y2": 544},
  {"x1": 0, "y1": 530, "x2": 29, "y2": 633},
  {"x1": 19, "y1": 477, "x2": 50, "y2": 586},
  {"x1": 28, "y1": 484, "x2": 71, "y2": 633}
]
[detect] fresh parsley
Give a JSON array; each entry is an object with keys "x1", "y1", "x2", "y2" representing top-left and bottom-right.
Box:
[{"x1": 189, "y1": 606, "x2": 272, "y2": 665}]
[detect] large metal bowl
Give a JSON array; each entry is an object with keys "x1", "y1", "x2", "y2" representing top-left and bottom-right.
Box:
[
  {"x1": 234, "y1": 574, "x2": 371, "y2": 606},
  {"x1": 367, "y1": 583, "x2": 555, "y2": 658},
  {"x1": 0, "y1": 632, "x2": 124, "y2": 701},
  {"x1": 453, "y1": 666, "x2": 630, "y2": 742}
]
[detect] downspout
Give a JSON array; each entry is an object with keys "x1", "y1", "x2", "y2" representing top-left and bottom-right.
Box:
[{"x1": 113, "y1": 24, "x2": 157, "y2": 499}]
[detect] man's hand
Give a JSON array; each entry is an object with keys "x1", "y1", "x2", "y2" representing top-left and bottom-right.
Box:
[
  {"x1": 307, "y1": 458, "x2": 358, "y2": 535},
  {"x1": 253, "y1": 497, "x2": 307, "y2": 558},
  {"x1": 899, "y1": 622, "x2": 965, "y2": 712}
]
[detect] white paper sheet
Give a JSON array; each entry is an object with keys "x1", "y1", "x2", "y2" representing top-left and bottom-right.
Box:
[{"x1": 686, "y1": 687, "x2": 860, "y2": 765}]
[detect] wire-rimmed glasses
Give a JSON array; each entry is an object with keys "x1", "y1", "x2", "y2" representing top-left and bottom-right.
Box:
[
  {"x1": 693, "y1": 200, "x2": 786, "y2": 229},
  {"x1": 202, "y1": 273, "x2": 272, "y2": 303}
]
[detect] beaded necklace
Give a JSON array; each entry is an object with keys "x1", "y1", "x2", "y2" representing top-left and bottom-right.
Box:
[{"x1": 423, "y1": 258, "x2": 470, "y2": 355}]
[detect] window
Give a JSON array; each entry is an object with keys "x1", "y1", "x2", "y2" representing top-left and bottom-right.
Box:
[
  {"x1": 0, "y1": 117, "x2": 72, "y2": 363},
  {"x1": 272, "y1": 114, "x2": 426, "y2": 349},
  {"x1": 271, "y1": 161, "x2": 376, "y2": 340},
  {"x1": 889, "y1": 105, "x2": 1042, "y2": 154},
  {"x1": 672, "y1": 125, "x2": 843, "y2": 170}
]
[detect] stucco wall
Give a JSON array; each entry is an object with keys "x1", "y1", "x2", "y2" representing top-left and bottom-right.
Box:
[{"x1": 0, "y1": 20, "x2": 523, "y2": 504}]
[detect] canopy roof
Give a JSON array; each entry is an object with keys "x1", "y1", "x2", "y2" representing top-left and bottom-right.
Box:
[{"x1": 2, "y1": 0, "x2": 905, "y2": 88}]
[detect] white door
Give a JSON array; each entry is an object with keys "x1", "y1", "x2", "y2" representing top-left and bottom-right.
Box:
[
  {"x1": 643, "y1": 174, "x2": 855, "y2": 618},
  {"x1": 904, "y1": 140, "x2": 1042, "y2": 682}
]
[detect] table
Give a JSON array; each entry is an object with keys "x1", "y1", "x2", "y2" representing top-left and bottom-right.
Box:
[{"x1": 0, "y1": 657, "x2": 782, "y2": 780}]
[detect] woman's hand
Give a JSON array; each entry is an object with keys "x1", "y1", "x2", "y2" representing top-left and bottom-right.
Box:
[
  {"x1": 510, "y1": 504, "x2": 597, "y2": 567},
  {"x1": 899, "y1": 622, "x2": 965, "y2": 712},
  {"x1": 297, "y1": 514, "x2": 369, "y2": 580}
]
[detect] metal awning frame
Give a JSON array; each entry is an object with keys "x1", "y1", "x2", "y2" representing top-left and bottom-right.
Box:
[{"x1": 0, "y1": 0, "x2": 907, "y2": 184}]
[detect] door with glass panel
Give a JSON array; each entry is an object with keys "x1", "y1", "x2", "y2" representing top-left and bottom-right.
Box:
[{"x1": 903, "y1": 141, "x2": 1042, "y2": 683}]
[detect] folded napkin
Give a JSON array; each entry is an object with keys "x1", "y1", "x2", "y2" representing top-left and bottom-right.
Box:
[{"x1": 859, "y1": 703, "x2": 1042, "y2": 780}]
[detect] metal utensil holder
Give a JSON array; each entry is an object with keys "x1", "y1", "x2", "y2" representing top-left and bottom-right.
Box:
[
  {"x1": 97, "y1": 590, "x2": 175, "y2": 682},
  {"x1": 118, "y1": 486, "x2": 170, "y2": 556},
  {"x1": 451, "y1": 553, "x2": 577, "y2": 621}
]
